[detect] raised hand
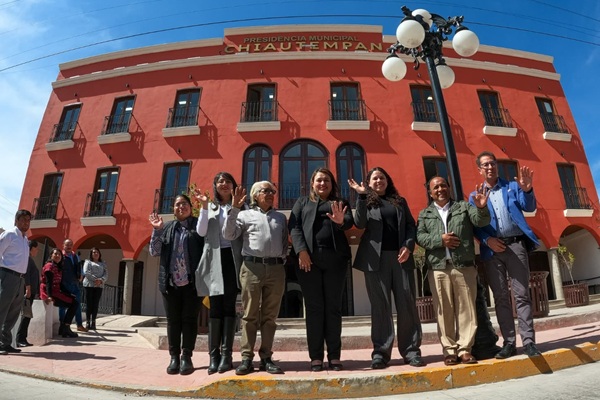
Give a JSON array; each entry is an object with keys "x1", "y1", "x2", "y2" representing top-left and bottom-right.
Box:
[
  {"x1": 471, "y1": 183, "x2": 490, "y2": 209},
  {"x1": 515, "y1": 165, "x2": 534, "y2": 192},
  {"x1": 148, "y1": 212, "x2": 163, "y2": 229},
  {"x1": 232, "y1": 186, "x2": 247, "y2": 209},
  {"x1": 326, "y1": 201, "x2": 348, "y2": 225},
  {"x1": 193, "y1": 188, "x2": 210, "y2": 210},
  {"x1": 348, "y1": 178, "x2": 368, "y2": 194}
]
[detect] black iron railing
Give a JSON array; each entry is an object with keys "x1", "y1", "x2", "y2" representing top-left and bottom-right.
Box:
[
  {"x1": 49, "y1": 121, "x2": 77, "y2": 142},
  {"x1": 240, "y1": 101, "x2": 278, "y2": 122},
  {"x1": 411, "y1": 100, "x2": 438, "y2": 123},
  {"x1": 165, "y1": 105, "x2": 200, "y2": 128},
  {"x1": 80, "y1": 283, "x2": 124, "y2": 315},
  {"x1": 153, "y1": 187, "x2": 189, "y2": 214},
  {"x1": 480, "y1": 107, "x2": 514, "y2": 128},
  {"x1": 32, "y1": 196, "x2": 59, "y2": 220},
  {"x1": 562, "y1": 186, "x2": 592, "y2": 209},
  {"x1": 101, "y1": 114, "x2": 132, "y2": 135},
  {"x1": 328, "y1": 99, "x2": 367, "y2": 121},
  {"x1": 540, "y1": 113, "x2": 569, "y2": 134},
  {"x1": 84, "y1": 191, "x2": 117, "y2": 217}
]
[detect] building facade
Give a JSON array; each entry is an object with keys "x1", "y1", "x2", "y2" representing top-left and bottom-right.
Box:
[{"x1": 20, "y1": 25, "x2": 600, "y2": 317}]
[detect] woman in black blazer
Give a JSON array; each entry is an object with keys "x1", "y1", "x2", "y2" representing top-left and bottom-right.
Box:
[
  {"x1": 349, "y1": 167, "x2": 424, "y2": 369},
  {"x1": 289, "y1": 167, "x2": 353, "y2": 372}
]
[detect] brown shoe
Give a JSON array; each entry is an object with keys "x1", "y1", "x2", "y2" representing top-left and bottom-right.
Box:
[
  {"x1": 77, "y1": 325, "x2": 88, "y2": 332},
  {"x1": 444, "y1": 355, "x2": 458, "y2": 366},
  {"x1": 459, "y1": 353, "x2": 477, "y2": 364}
]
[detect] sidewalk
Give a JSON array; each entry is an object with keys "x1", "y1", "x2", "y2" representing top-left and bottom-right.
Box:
[{"x1": 1, "y1": 303, "x2": 600, "y2": 399}]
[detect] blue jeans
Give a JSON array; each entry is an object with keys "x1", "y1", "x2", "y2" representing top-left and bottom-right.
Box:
[{"x1": 59, "y1": 282, "x2": 83, "y2": 326}]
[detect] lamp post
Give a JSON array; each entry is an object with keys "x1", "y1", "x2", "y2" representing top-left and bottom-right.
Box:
[
  {"x1": 382, "y1": 6, "x2": 501, "y2": 360},
  {"x1": 382, "y1": 6, "x2": 480, "y2": 200}
]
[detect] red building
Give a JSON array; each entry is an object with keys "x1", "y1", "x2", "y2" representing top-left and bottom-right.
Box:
[{"x1": 21, "y1": 25, "x2": 600, "y2": 317}]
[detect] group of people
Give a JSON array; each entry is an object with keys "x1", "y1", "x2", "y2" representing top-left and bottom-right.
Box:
[
  {"x1": 0, "y1": 215, "x2": 108, "y2": 354},
  {"x1": 148, "y1": 150, "x2": 542, "y2": 376}
]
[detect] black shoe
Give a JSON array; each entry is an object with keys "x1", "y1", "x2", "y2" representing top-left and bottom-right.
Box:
[
  {"x1": 61, "y1": 326, "x2": 78, "y2": 338},
  {"x1": 208, "y1": 354, "x2": 221, "y2": 375},
  {"x1": 406, "y1": 356, "x2": 426, "y2": 367},
  {"x1": 495, "y1": 343, "x2": 517, "y2": 359},
  {"x1": 371, "y1": 358, "x2": 387, "y2": 369},
  {"x1": 235, "y1": 359, "x2": 254, "y2": 375},
  {"x1": 260, "y1": 358, "x2": 284, "y2": 374},
  {"x1": 329, "y1": 361, "x2": 343, "y2": 371},
  {"x1": 16, "y1": 341, "x2": 33, "y2": 348},
  {"x1": 523, "y1": 343, "x2": 542, "y2": 357},
  {"x1": 180, "y1": 354, "x2": 194, "y2": 375},
  {"x1": 0, "y1": 345, "x2": 21, "y2": 353},
  {"x1": 310, "y1": 360, "x2": 323, "y2": 372},
  {"x1": 166, "y1": 356, "x2": 180, "y2": 375}
]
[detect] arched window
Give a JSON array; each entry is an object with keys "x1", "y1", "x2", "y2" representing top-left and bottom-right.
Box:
[
  {"x1": 336, "y1": 143, "x2": 365, "y2": 207},
  {"x1": 243, "y1": 145, "x2": 272, "y2": 193},
  {"x1": 279, "y1": 141, "x2": 328, "y2": 209}
]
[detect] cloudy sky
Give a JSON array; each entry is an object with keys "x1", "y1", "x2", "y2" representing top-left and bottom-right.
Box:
[{"x1": 0, "y1": 0, "x2": 599, "y2": 229}]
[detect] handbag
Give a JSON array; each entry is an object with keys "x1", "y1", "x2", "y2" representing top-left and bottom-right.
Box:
[{"x1": 22, "y1": 298, "x2": 33, "y2": 319}]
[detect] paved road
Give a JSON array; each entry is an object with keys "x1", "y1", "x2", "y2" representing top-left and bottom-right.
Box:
[{"x1": 1, "y1": 362, "x2": 599, "y2": 400}]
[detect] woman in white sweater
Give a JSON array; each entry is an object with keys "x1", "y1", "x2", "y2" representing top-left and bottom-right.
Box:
[{"x1": 83, "y1": 247, "x2": 108, "y2": 330}]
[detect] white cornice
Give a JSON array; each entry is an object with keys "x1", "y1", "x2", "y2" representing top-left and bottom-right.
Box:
[
  {"x1": 224, "y1": 25, "x2": 383, "y2": 36},
  {"x1": 52, "y1": 51, "x2": 560, "y2": 89}
]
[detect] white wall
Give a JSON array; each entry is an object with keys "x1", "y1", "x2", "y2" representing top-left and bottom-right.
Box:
[{"x1": 562, "y1": 229, "x2": 600, "y2": 284}]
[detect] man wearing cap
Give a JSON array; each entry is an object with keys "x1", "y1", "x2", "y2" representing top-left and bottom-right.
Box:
[{"x1": 0, "y1": 209, "x2": 32, "y2": 354}]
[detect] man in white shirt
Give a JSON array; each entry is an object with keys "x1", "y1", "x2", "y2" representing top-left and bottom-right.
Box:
[{"x1": 0, "y1": 209, "x2": 32, "y2": 354}]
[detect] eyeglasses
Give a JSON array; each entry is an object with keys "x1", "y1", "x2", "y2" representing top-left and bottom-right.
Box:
[
  {"x1": 258, "y1": 188, "x2": 276, "y2": 195},
  {"x1": 479, "y1": 161, "x2": 497, "y2": 168}
]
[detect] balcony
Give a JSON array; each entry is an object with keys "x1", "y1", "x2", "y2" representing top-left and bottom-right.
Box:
[
  {"x1": 562, "y1": 187, "x2": 593, "y2": 217},
  {"x1": 326, "y1": 99, "x2": 370, "y2": 130},
  {"x1": 30, "y1": 196, "x2": 59, "y2": 229},
  {"x1": 480, "y1": 107, "x2": 517, "y2": 136},
  {"x1": 541, "y1": 113, "x2": 572, "y2": 142},
  {"x1": 237, "y1": 101, "x2": 281, "y2": 132},
  {"x1": 411, "y1": 100, "x2": 440, "y2": 131},
  {"x1": 81, "y1": 191, "x2": 117, "y2": 226},
  {"x1": 98, "y1": 114, "x2": 133, "y2": 145},
  {"x1": 153, "y1": 187, "x2": 188, "y2": 218},
  {"x1": 162, "y1": 106, "x2": 201, "y2": 138},
  {"x1": 45, "y1": 122, "x2": 77, "y2": 151}
]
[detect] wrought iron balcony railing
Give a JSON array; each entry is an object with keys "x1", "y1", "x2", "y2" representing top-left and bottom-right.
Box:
[
  {"x1": 32, "y1": 196, "x2": 59, "y2": 220},
  {"x1": 240, "y1": 101, "x2": 279, "y2": 122},
  {"x1": 80, "y1": 283, "x2": 123, "y2": 315},
  {"x1": 411, "y1": 100, "x2": 438, "y2": 123},
  {"x1": 83, "y1": 191, "x2": 117, "y2": 217},
  {"x1": 540, "y1": 113, "x2": 569, "y2": 134},
  {"x1": 480, "y1": 107, "x2": 514, "y2": 128},
  {"x1": 165, "y1": 105, "x2": 200, "y2": 128},
  {"x1": 328, "y1": 99, "x2": 367, "y2": 121},
  {"x1": 101, "y1": 114, "x2": 132, "y2": 135},
  {"x1": 153, "y1": 187, "x2": 189, "y2": 215},
  {"x1": 49, "y1": 121, "x2": 77, "y2": 142},
  {"x1": 561, "y1": 186, "x2": 592, "y2": 210}
]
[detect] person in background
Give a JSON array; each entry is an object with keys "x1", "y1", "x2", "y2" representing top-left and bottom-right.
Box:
[
  {"x1": 40, "y1": 248, "x2": 79, "y2": 338},
  {"x1": 417, "y1": 176, "x2": 490, "y2": 365},
  {"x1": 349, "y1": 167, "x2": 425, "y2": 369},
  {"x1": 83, "y1": 247, "x2": 108, "y2": 331},
  {"x1": 0, "y1": 209, "x2": 31, "y2": 354},
  {"x1": 16, "y1": 240, "x2": 41, "y2": 347},
  {"x1": 222, "y1": 181, "x2": 287, "y2": 376},
  {"x1": 149, "y1": 194, "x2": 204, "y2": 375},
  {"x1": 470, "y1": 151, "x2": 542, "y2": 359},
  {"x1": 60, "y1": 239, "x2": 86, "y2": 332},
  {"x1": 289, "y1": 168, "x2": 353, "y2": 372},
  {"x1": 194, "y1": 172, "x2": 244, "y2": 374}
]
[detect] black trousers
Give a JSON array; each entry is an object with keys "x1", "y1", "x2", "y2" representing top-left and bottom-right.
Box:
[
  {"x1": 297, "y1": 247, "x2": 348, "y2": 362},
  {"x1": 54, "y1": 298, "x2": 78, "y2": 326},
  {"x1": 209, "y1": 248, "x2": 238, "y2": 319},
  {"x1": 84, "y1": 287, "x2": 103, "y2": 321},
  {"x1": 16, "y1": 316, "x2": 30, "y2": 342},
  {"x1": 161, "y1": 283, "x2": 200, "y2": 356}
]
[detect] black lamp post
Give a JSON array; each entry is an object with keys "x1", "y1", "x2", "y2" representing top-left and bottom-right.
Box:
[
  {"x1": 383, "y1": 6, "x2": 501, "y2": 359},
  {"x1": 382, "y1": 6, "x2": 480, "y2": 200}
]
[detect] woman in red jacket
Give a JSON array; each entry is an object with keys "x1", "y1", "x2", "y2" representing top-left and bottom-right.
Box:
[{"x1": 40, "y1": 248, "x2": 79, "y2": 338}]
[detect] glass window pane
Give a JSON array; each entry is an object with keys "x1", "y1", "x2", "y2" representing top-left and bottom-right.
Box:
[
  {"x1": 286, "y1": 144, "x2": 301, "y2": 157},
  {"x1": 307, "y1": 144, "x2": 325, "y2": 157}
]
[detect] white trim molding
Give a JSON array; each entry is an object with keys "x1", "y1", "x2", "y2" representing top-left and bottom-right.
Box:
[
  {"x1": 543, "y1": 131, "x2": 572, "y2": 142},
  {"x1": 563, "y1": 209, "x2": 594, "y2": 218},
  {"x1": 97, "y1": 132, "x2": 132, "y2": 145},
  {"x1": 411, "y1": 121, "x2": 441, "y2": 132},
  {"x1": 326, "y1": 120, "x2": 370, "y2": 130},
  {"x1": 30, "y1": 219, "x2": 58, "y2": 229},
  {"x1": 483, "y1": 126, "x2": 518, "y2": 137},
  {"x1": 237, "y1": 121, "x2": 281, "y2": 132},
  {"x1": 80, "y1": 216, "x2": 117, "y2": 226},
  {"x1": 45, "y1": 140, "x2": 75, "y2": 152},
  {"x1": 162, "y1": 126, "x2": 201, "y2": 137}
]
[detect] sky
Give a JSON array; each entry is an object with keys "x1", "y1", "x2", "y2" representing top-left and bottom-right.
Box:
[{"x1": 0, "y1": 0, "x2": 599, "y2": 229}]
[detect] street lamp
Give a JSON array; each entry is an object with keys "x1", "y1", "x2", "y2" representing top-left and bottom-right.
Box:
[
  {"x1": 383, "y1": 6, "x2": 501, "y2": 360},
  {"x1": 382, "y1": 5, "x2": 479, "y2": 200}
]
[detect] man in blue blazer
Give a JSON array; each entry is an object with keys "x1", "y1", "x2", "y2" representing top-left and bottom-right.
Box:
[{"x1": 470, "y1": 151, "x2": 542, "y2": 359}]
